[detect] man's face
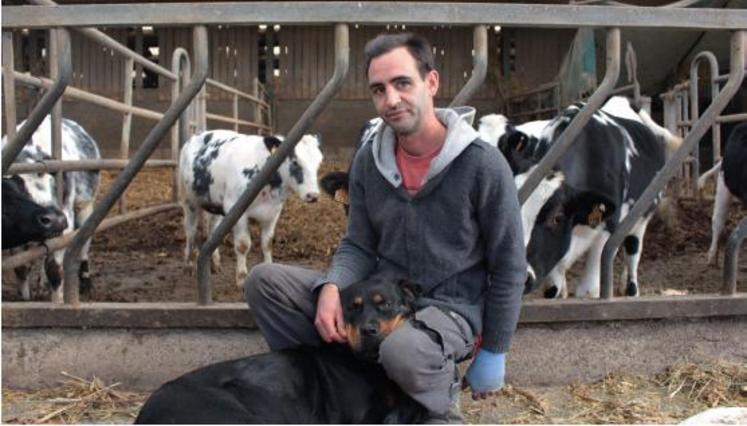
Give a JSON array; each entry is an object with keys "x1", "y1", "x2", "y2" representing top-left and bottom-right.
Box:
[{"x1": 367, "y1": 47, "x2": 439, "y2": 136}]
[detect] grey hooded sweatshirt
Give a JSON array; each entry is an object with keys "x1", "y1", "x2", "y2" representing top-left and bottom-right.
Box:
[{"x1": 315, "y1": 107, "x2": 526, "y2": 353}]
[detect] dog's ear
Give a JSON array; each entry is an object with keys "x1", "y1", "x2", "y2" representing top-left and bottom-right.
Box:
[{"x1": 398, "y1": 279, "x2": 421, "y2": 305}]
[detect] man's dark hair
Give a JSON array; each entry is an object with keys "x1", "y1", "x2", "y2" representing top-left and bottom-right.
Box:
[{"x1": 364, "y1": 33, "x2": 435, "y2": 78}]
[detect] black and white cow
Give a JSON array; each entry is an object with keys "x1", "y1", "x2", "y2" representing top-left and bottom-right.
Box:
[
  {"x1": 701, "y1": 122, "x2": 747, "y2": 265},
  {"x1": 482, "y1": 97, "x2": 681, "y2": 298},
  {"x1": 2, "y1": 176, "x2": 68, "y2": 250},
  {"x1": 2, "y1": 116, "x2": 101, "y2": 301},
  {"x1": 179, "y1": 130, "x2": 323, "y2": 287}
]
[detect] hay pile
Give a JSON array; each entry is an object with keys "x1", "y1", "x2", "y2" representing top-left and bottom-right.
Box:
[
  {"x1": 462, "y1": 359, "x2": 746, "y2": 424},
  {"x1": 2, "y1": 372, "x2": 146, "y2": 424}
]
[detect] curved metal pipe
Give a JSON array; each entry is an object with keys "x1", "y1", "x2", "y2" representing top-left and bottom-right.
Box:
[
  {"x1": 600, "y1": 30, "x2": 745, "y2": 299},
  {"x1": 689, "y1": 50, "x2": 720, "y2": 178},
  {"x1": 61, "y1": 26, "x2": 209, "y2": 306},
  {"x1": 449, "y1": 25, "x2": 487, "y2": 108},
  {"x1": 2, "y1": 28, "x2": 71, "y2": 174},
  {"x1": 171, "y1": 47, "x2": 192, "y2": 202},
  {"x1": 517, "y1": 28, "x2": 621, "y2": 204},
  {"x1": 195, "y1": 23, "x2": 350, "y2": 305}
]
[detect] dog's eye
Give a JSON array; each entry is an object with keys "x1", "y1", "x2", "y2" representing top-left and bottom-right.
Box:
[{"x1": 379, "y1": 301, "x2": 393, "y2": 310}]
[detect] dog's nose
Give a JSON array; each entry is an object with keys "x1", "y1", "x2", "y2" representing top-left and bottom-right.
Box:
[{"x1": 362, "y1": 323, "x2": 379, "y2": 336}]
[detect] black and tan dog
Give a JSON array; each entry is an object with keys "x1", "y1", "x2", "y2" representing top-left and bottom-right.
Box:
[{"x1": 135, "y1": 275, "x2": 427, "y2": 424}]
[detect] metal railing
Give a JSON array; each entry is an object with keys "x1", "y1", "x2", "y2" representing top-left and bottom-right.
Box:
[
  {"x1": 1, "y1": 2, "x2": 745, "y2": 313},
  {"x1": 660, "y1": 50, "x2": 747, "y2": 198}
]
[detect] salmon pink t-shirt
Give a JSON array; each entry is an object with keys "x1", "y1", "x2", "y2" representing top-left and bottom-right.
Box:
[{"x1": 395, "y1": 142, "x2": 443, "y2": 194}]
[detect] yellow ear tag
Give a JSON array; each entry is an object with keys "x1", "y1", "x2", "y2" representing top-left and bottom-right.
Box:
[
  {"x1": 587, "y1": 204, "x2": 606, "y2": 227},
  {"x1": 334, "y1": 188, "x2": 349, "y2": 205}
]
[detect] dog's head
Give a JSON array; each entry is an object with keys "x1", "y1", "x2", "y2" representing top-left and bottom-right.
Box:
[{"x1": 340, "y1": 276, "x2": 420, "y2": 361}]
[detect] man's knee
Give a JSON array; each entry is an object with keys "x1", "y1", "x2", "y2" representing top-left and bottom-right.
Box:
[
  {"x1": 244, "y1": 263, "x2": 282, "y2": 306},
  {"x1": 379, "y1": 325, "x2": 444, "y2": 389}
]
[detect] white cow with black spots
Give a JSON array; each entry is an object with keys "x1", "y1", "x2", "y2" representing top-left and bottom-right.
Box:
[
  {"x1": 179, "y1": 130, "x2": 323, "y2": 287},
  {"x1": 480, "y1": 97, "x2": 681, "y2": 298},
  {"x1": 2, "y1": 115, "x2": 101, "y2": 301}
]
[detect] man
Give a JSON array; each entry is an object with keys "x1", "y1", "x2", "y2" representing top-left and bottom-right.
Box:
[{"x1": 245, "y1": 32, "x2": 526, "y2": 421}]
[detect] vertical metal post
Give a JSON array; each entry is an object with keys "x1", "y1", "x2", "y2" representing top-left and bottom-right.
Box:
[
  {"x1": 3, "y1": 31, "x2": 18, "y2": 139},
  {"x1": 171, "y1": 47, "x2": 191, "y2": 203},
  {"x1": 518, "y1": 28, "x2": 621, "y2": 204},
  {"x1": 195, "y1": 23, "x2": 350, "y2": 305},
  {"x1": 62, "y1": 26, "x2": 209, "y2": 306},
  {"x1": 232, "y1": 93, "x2": 239, "y2": 132},
  {"x1": 119, "y1": 57, "x2": 134, "y2": 213},
  {"x1": 49, "y1": 29, "x2": 64, "y2": 206},
  {"x1": 600, "y1": 30, "x2": 746, "y2": 299},
  {"x1": 253, "y1": 77, "x2": 262, "y2": 129},
  {"x1": 449, "y1": 25, "x2": 487, "y2": 108}
]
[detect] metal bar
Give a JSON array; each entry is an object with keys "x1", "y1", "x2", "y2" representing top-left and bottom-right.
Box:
[
  {"x1": 723, "y1": 217, "x2": 747, "y2": 295},
  {"x1": 171, "y1": 47, "x2": 191, "y2": 203},
  {"x1": 7, "y1": 159, "x2": 177, "y2": 174},
  {"x1": 2, "y1": 31, "x2": 18, "y2": 140},
  {"x1": 517, "y1": 28, "x2": 621, "y2": 204},
  {"x1": 232, "y1": 93, "x2": 239, "y2": 132},
  {"x1": 195, "y1": 23, "x2": 350, "y2": 306},
  {"x1": 25, "y1": 0, "x2": 177, "y2": 81},
  {"x1": 61, "y1": 26, "x2": 209, "y2": 306},
  {"x1": 119, "y1": 57, "x2": 135, "y2": 214},
  {"x1": 49, "y1": 29, "x2": 65, "y2": 207},
  {"x1": 1, "y1": 203, "x2": 180, "y2": 271},
  {"x1": 5, "y1": 3, "x2": 747, "y2": 30},
  {"x1": 1, "y1": 28, "x2": 71, "y2": 175},
  {"x1": 204, "y1": 112, "x2": 271, "y2": 130},
  {"x1": 600, "y1": 30, "x2": 746, "y2": 299},
  {"x1": 206, "y1": 77, "x2": 269, "y2": 107},
  {"x1": 11, "y1": 71, "x2": 164, "y2": 120},
  {"x1": 449, "y1": 25, "x2": 487, "y2": 107}
]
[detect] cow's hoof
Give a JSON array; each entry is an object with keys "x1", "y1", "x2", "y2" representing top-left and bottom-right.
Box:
[
  {"x1": 544, "y1": 286, "x2": 560, "y2": 299},
  {"x1": 625, "y1": 281, "x2": 639, "y2": 297}
]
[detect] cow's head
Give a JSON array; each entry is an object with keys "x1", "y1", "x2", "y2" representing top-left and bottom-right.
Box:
[
  {"x1": 520, "y1": 171, "x2": 615, "y2": 295},
  {"x1": 2, "y1": 176, "x2": 68, "y2": 249},
  {"x1": 284, "y1": 134, "x2": 323, "y2": 203},
  {"x1": 320, "y1": 171, "x2": 350, "y2": 214}
]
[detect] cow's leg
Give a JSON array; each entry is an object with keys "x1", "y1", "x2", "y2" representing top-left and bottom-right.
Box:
[
  {"x1": 707, "y1": 174, "x2": 731, "y2": 265},
  {"x1": 206, "y1": 213, "x2": 222, "y2": 273},
  {"x1": 575, "y1": 231, "x2": 610, "y2": 299},
  {"x1": 183, "y1": 203, "x2": 199, "y2": 265},
  {"x1": 621, "y1": 217, "x2": 651, "y2": 297},
  {"x1": 543, "y1": 226, "x2": 598, "y2": 298},
  {"x1": 232, "y1": 214, "x2": 252, "y2": 288},
  {"x1": 259, "y1": 210, "x2": 282, "y2": 264},
  {"x1": 46, "y1": 208, "x2": 74, "y2": 303},
  {"x1": 15, "y1": 265, "x2": 32, "y2": 301},
  {"x1": 76, "y1": 201, "x2": 95, "y2": 295}
]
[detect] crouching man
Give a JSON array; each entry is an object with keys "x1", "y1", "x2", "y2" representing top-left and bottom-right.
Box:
[{"x1": 245, "y1": 32, "x2": 526, "y2": 422}]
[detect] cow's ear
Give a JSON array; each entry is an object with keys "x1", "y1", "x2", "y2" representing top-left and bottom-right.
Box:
[
  {"x1": 573, "y1": 191, "x2": 616, "y2": 227},
  {"x1": 398, "y1": 279, "x2": 421, "y2": 305}
]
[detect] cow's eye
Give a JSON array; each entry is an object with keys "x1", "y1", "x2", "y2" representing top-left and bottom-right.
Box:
[
  {"x1": 551, "y1": 212, "x2": 564, "y2": 226},
  {"x1": 37, "y1": 172, "x2": 45, "y2": 178}
]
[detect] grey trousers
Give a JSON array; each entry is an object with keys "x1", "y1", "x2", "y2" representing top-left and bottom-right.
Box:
[{"x1": 244, "y1": 263, "x2": 475, "y2": 415}]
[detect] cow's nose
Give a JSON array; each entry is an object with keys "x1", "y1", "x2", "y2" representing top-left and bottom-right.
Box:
[
  {"x1": 305, "y1": 193, "x2": 319, "y2": 203},
  {"x1": 38, "y1": 212, "x2": 67, "y2": 232},
  {"x1": 361, "y1": 322, "x2": 379, "y2": 337}
]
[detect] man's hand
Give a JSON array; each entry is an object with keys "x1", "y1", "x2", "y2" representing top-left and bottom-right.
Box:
[
  {"x1": 314, "y1": 283, "x2": 347, "y2": 344},
  {"x1": 462, "y1": 350, "x2": 506, "y2": 400}
]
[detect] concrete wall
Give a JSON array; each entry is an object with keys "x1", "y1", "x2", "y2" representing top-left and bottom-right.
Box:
[{"x1": 3, "y1": 316, "x2": 745, "y2": 391}]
